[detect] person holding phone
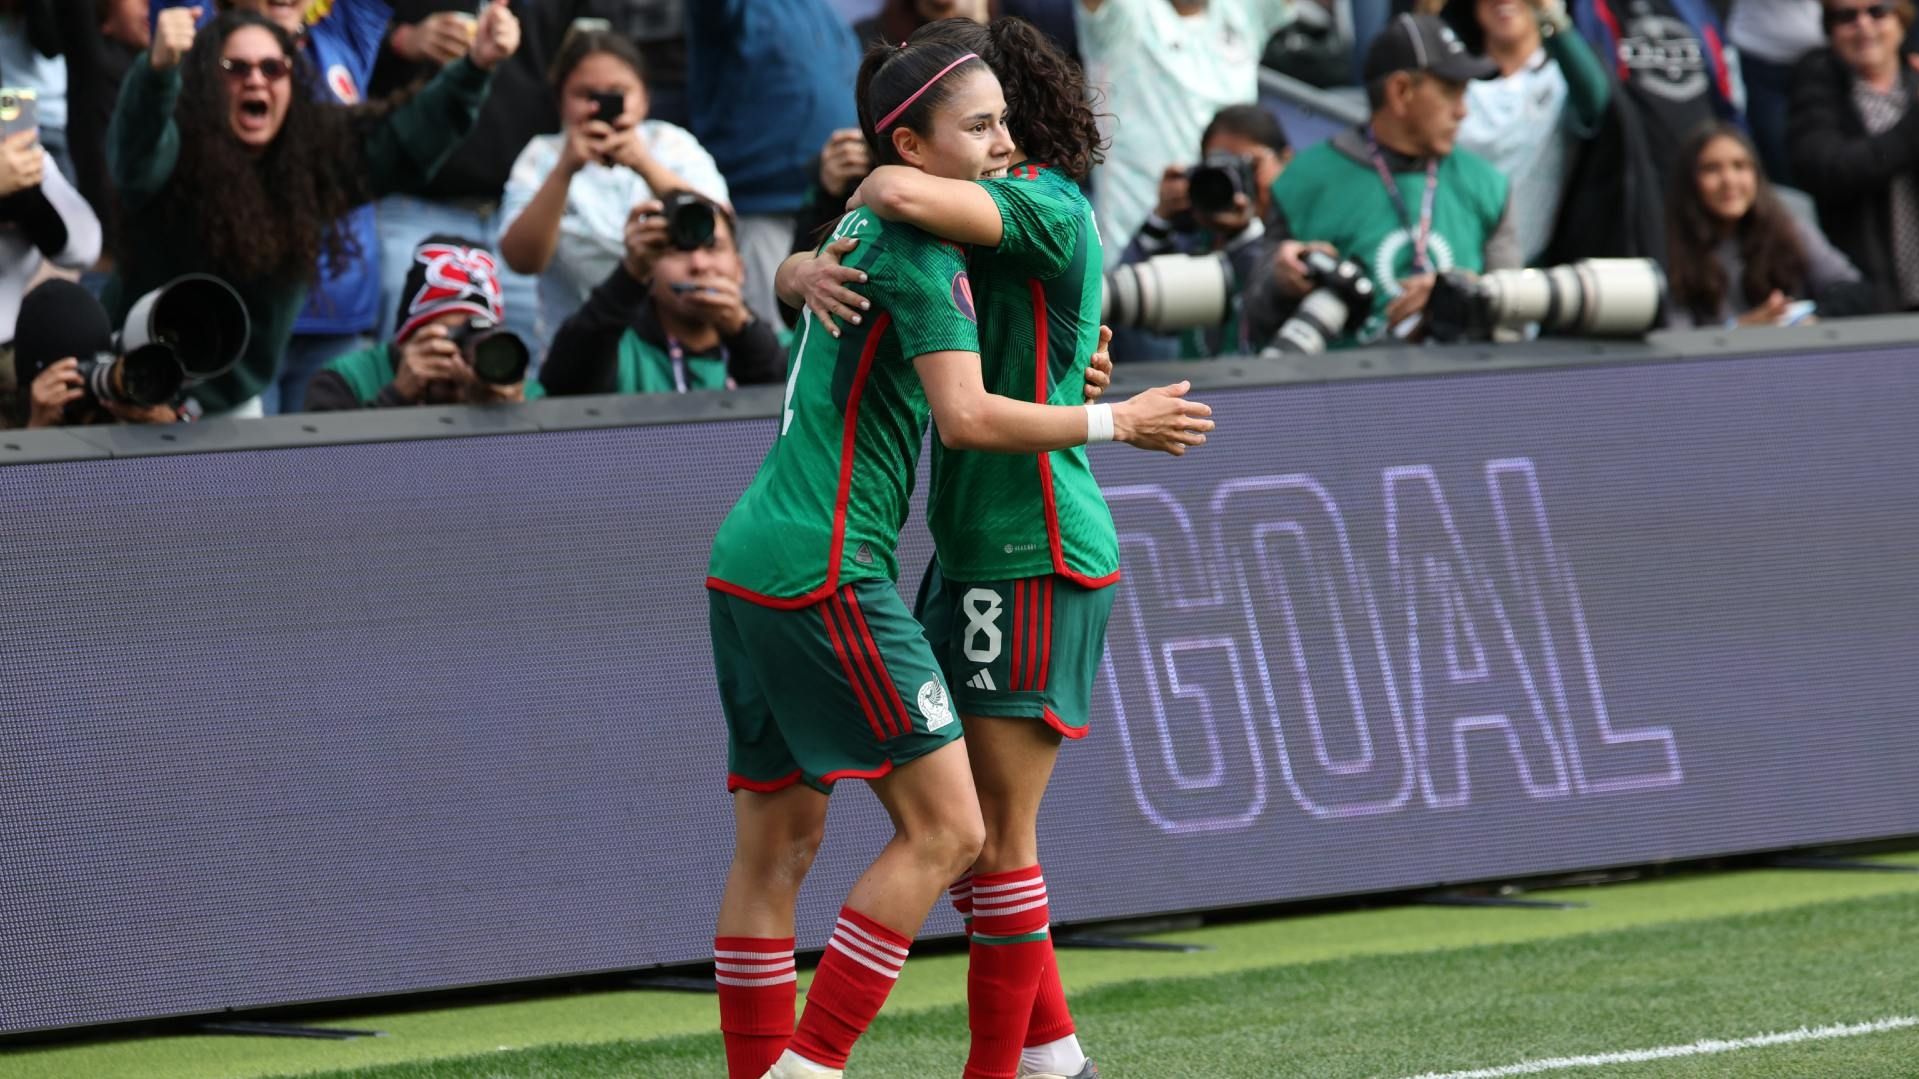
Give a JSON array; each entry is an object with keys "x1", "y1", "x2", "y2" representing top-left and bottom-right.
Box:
[
  {"x1": 498, "y1": 27, "x2": 728, "y2": 353},
  {"x1": 0, "y1": 88, "x2": 100, "y2": 412}
]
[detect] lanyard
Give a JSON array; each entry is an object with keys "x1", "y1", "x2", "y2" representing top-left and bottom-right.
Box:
[
  {"x1": 665, "y1": 335, "x2": 729, "y2": 394},
  {"x1": 1364, "y1": 129, "x2": 1439, "y2": 275}
]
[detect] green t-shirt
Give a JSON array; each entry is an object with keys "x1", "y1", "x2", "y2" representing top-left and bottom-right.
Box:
[
  {"x1": 320, "y1": 342, "x2": 546, "y2": 404},
  {"x1": 706, "y1": 209, "x2": 979, "y2": 605},
  {"x1": 1270, "y1": 141, "x2": 1508, "y2": 344},
  {"x1": 925, "y1": 163, "x2": 1121, "y2": 586},
  {"x1": 616, "y1": 331, "x2": 731, "y2": 394}
]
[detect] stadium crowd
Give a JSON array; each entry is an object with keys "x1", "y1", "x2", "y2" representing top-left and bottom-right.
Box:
[{"x1": 0, "y1": 0, "x2": 1909, "y2": 427}]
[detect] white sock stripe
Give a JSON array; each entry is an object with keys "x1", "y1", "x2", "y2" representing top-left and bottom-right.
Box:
[
  {"x1": 970, "y1": 876, "x2": 1045, "y2": 895},
  {"x1": 715, "y1": 971, "x2": 799, "y2": 988},
  {"x1": 831, "y1": 929, "x2": 909, "y2": 970},
  {"x1": 716, "y1": 959, "x2": 796, "y2": 974},
  {"x1": 975, "y1": 896, "x2": 1050, "y2": 918},
  {"x1": 826, "y1": 937, "x2": 903, "y2": 979},
  {"x1": 714, "y1": 948, "x2": 794, "y2": 961},
  {"x1": 835, "y1": 917, "x2": 911, "y2": 958},
  {"x1": 974, "y1": 886, "x2": 1048, "y2": 908}
]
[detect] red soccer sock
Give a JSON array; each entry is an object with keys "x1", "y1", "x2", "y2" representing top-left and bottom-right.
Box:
[
  {"x1": 965, "y1": 866, "x2": 1052, "y2": 1079},
  {"x1": 1025, "y1": 942, "x2": 1077, "y2": 1047},
  {"x1": 715, "y1": 936, "x2": 797, "y2": 1079},
  {"x1": 788, "y1": 907, "x2": 912, "y2": 1069}
]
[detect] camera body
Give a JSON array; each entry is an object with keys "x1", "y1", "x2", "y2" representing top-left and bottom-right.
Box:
[
  {"x1": 74, "y1": 344, "x2": 186, "y2": 410},
  {"x1": 1426, "y1": 259, "x2": 1667, "y2": 344},
  {"x1": 449, "y1": 318, "x2": 531, "y2": 386},
  {"x1": 1187, "y1": 152, "x2": 1258, "y2": 217},
  {"x1": 1264, "y1": 249, "x2": 1375, "y2": 356},
  {"x1": 660, "y1": 191, "x2": 718, "y2": 252}
]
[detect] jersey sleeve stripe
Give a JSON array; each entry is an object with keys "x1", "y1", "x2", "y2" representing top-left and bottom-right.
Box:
[
  {"x1": 822, "y1": 594, "x2": 892, "y2": 743},
  {"x1": 844, "y1": 587, "x2": 914, "y2": 739}
]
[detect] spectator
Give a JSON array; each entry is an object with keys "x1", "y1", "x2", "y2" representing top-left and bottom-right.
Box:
[
  {"x1": 9, "y1": 279, "x2": 178, "y2": 428},
  {"x1": 854, "y1": 0, "x2": 990, "y2": 44},
  {"x1": 150, "y1": 0, "x2": 397, "y2": 414},
  {"x1": 1728, "y1": 0, "x2": 1823, "y2": 183},
  {"x1": 541, "y1": 193, "x2": 783, "y2": 396},
  {"x1": 686, "y1": 0, "x2": 861, "y2": 326},
  {"x1": 498, "y1": 28, "x2": 727, "y2": 347},
  {"x1": 61, "y1": 0, "x2": 147, "y2": 254},
  {"x1": 105, "y1": 4, "x2": 517, "y2": 417},
  {"x1": 1074, "y1": 0, "x2": 1295, "y2": 269},
  {"x1": 368, "y1": 0, "x2": 595, "y2": 352},
  {"x1": 1432, "y1": 0, "x2": 1609, "y2": 264},
  {"x1": 305, "y1": 234, "x2": 541, "y2": 408},
  {"x1": 0, "y1": 120, "x2": 101, "y2": 347},
  {"x1": 1789, "y1": 0, "x2": 1919, "y2": 311},
  {"x1": 0, "y1": 0, "x2": 73, "y2": 184},
  {"x1": 1665, "y1": 123, "x2": 1869, "y2": 327},
  {"x1": 1121, "y1": 103, "x2": 1292, "y2": 356},
  {"x1": 1261, "y1": 14, "x2": 1518, "y2": 345}
]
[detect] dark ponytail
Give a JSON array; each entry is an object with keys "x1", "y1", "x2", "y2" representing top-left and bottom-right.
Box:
[
  {"x1": 910, "y1": 17, "x2": 1107, "y2": 180},
  {"x1": 856, "y1": 39, "x2": 991, "y2": 166}
]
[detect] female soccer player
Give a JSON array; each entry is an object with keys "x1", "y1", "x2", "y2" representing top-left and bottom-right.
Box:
[
  {"x1": 708, "y1": 39, "x2": 1213, "y2": 1079},
  {"x1": 791, "y1": 17, "x2": 1133, "y2": 1079}
]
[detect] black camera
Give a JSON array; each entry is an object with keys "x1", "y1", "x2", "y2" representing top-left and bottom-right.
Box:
[
  {"x1": 75, "y1": 344, "x2": 186, "y2": 408},
  {"x1": 450, "y1": 318, "x2": 531, "y2": 385},
  {"x1": 661, "y1": 190, "x2": 718, "y2": 252},
  {"x1": 1187, "y1": 152, "x2": 1258, "y2": 217},
  {"x1": 1426, "y1": 259, "x2": 1668, "y2": 343},
  {"x1": 1264, "y1": 250, "x2": 1375, "y2": 355}
]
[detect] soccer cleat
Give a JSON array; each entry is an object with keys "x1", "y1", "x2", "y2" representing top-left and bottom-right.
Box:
[
  {"x1": 1016, "y1": 1060, "x2": 1098, "y2": 1079},
  {"x1": 760, "y1": 1059, "x2": 843, "y2": 1079}
]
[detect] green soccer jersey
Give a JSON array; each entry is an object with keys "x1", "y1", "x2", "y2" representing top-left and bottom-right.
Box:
[
  {"x1": 926, "y1": 163, "x2": 1121, "y2": 586},
  {"x1": 707, "y1": 209, "x2": 980, "y2": 606}
]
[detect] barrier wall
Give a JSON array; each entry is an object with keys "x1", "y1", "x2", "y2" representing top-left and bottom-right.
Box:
[{"x1": 4, "y1": 322, "x2": 1919, "y2": 1034}]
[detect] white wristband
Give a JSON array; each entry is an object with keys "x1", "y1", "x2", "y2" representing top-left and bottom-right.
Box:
[{"x1": 1085, "y1": 403, "x2": 1115, "y2": 444}]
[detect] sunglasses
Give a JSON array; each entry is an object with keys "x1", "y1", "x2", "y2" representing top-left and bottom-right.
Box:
[
  {"x1": 219, "y1": 57, "x2": 292, "y2": 81},
  {"x1": 1825, "y1": 3, "x2": 1894, "y2": 28}
]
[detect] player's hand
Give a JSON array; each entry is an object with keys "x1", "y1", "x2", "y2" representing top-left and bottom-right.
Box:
[
  {"x1": 818, "y1": 129, "x2": 872, "y2": 197},
  {"x1": 792, "y1": 238, "x2": 868, "y2": 336},
  {"x1": 1738, "y1": 289, "x2": 1790, "y2": 326},
  {"x1": 26, "y1": 358, "x2": 84, "y2": 428},
  {"x1": 681, "y1": 275, "x2": 755, "y2": 337},
  {"x1": 1111, "y1": 380, "x2": 1214, "y2": 456},
  {"x1": 393, "y1": 324, "x2": 469, "y2": 401},
  {"x1": 623, "y1": 200, "x2": 669, "y2": 283},
  {"x1": 1385, "y1": 272, "x2": 1438, "y2": 327},
  {"x1": 151, "y1": 6, "x2": 201, "y2": 71},
  {"x1": 468, "y1": 0, "x2": 521, "y2": 72},
  {"x1": 0, "y1": 131, "x2": 43, "y2": 198},
  {"x1": 1152, "y1": 164, "x2": 1190, "y2": 223},
  {"x1": 393, "y1": 11, "x2": 475, "y2": 65},
  {"x1": 1082, "y1": 325, "x2": 1113, "y2": 403}
]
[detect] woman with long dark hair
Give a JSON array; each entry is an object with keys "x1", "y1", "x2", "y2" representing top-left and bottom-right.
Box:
[
  {"x1": 713, "y1": 36, "x2": 1206, "y2": 1079},
  {"x1": 786, "y1": 17, "x2": 1124, "y2": 1079},
  {"x1": 1665, "y1": 123, "x2": 1866, "y2": 328},
  {"x1": 104, "y1": 1, "x2": 519, "y2": 416}
]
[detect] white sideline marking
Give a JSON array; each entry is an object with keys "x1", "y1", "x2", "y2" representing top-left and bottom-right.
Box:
[{"x1": 1399, "y1": 1016, "x2": 1919, "y2": 1079}]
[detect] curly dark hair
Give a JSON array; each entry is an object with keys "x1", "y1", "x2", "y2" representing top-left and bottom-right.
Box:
[
  {"x1": 151, "y1": 11, "x2": 385, "y2": 286},
  {"x1": 909, "y1": 17, "x2": 1107, "y2": 180},
  {"x1": 1665, "y1": 123, "x2": 1808, "y2": 324}
]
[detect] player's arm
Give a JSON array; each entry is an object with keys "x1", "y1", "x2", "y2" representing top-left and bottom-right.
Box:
[
  {"x1": 914, "y1": 351, "x2": 1212, "y2": 457},
  {"x1": 854, "y1": 166, "x2": 1004, "y2": 247},
  {"x1": 775, "y1": 240, "x2": 869, "y2": 334}
]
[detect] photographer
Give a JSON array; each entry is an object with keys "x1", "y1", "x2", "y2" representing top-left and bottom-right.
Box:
[
  {"x1": 1260, "y1": 15, "x2": 1519, "y2": 346},
  {"x1": 0, "y1": 118, "x2": 102, "y2": 348},
  {"x1": 9, "y1": 279, "x2": 181, "y2": 428},
  {"x1": 305, "y1": 236, "x2": 539, "y2": 408},
  {"x1": 498, "y1": 27, "x2": 728, "y2": 345},
  {"x1": 540, "y1": 193, "x2": 783, "y2": 396},
  {"x1": 1120, "y1": 104, "x2": 1290, "y2": 357}
]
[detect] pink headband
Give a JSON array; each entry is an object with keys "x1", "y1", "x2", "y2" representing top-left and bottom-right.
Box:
[{"x1": 876, "y1": 52, "x2": 979, "y2": 132}]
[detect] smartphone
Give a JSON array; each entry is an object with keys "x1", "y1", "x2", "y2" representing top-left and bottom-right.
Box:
[
  {"x1": 591, "y1": 92, "x2": 624, "y2": 124},
  {"x1": 0, "y1": 89, "x2": 38, "y2": 140},
  {"x1": 1777, "y1": 299, "x2": 1817, "y2": 326}
]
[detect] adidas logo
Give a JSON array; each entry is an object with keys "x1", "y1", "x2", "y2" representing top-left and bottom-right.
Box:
[{"x1": 966, "y1": 669, "x2": 997, "y2": 692}]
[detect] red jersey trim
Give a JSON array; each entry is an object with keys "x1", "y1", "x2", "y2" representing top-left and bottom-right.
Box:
[
  {"x1": 1040, "y1": 707, "x2": 1087, "y2": 741},
  {"x1": 1029, "y1": 279, "x2": 1122, "y2": 589},
  {"x1": 819, "y1": 760, "x2": 896, "y2": 785},
  {"x1": 728, "y1": 770, "x2": 805, "y2": 793},
  {"x1": 705, "y1": 313, "x2": 896, "y2": 608}
]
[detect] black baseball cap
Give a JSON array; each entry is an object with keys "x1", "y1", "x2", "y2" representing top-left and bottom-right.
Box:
[{"x1": 1363, "y1": 13, "x2": 1499, "y2": 84}]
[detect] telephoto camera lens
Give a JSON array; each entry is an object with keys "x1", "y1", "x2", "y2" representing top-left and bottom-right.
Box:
[
  {"x1": 1101, "y1": 252, "x2": 1234, "y2": 334},
  {"x1": 662, "y1": 192, "x2": 718, "y2": 252},
  {"x1": 1265, "y1": 250, "x2": 1375, "y2": 355},
  {"x1": 77, "y1": 345, "x2": 185, "y2": 408},
  {"x1": 1428, "y1": 259, "x2": 1667, "y2": 343}
]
